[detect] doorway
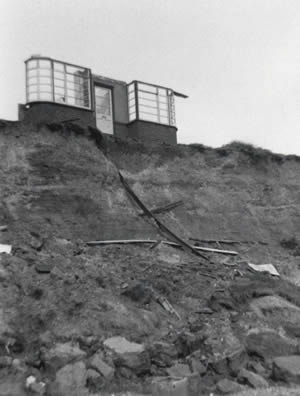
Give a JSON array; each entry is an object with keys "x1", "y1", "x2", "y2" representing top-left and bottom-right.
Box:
[{"x1": 94, "y1": 85, "x2": 113, "y2": 134}]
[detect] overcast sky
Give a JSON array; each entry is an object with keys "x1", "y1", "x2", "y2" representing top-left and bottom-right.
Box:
[{"x1": 0, "y1": 0, "x2": 299, "y2": 154}]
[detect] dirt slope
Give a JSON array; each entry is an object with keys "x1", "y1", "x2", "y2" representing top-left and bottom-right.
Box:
[{"x1": 0, "y1": 120, "x2": 300, "y2": 395}]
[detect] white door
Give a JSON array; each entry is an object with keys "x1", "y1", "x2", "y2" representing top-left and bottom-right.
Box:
[{"x1": 94, "y1": 86, "x2": 113, "y2": 134}]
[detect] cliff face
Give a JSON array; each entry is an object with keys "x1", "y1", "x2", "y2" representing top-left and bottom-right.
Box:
[{"x1": 0, "y1": 120, "x2": 300, "y2": 394}]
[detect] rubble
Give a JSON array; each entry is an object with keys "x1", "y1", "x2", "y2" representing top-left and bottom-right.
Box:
[
  {"x1": 41, "y1": 342, "x2": 87, "y2": 371},
  {"x1": 272, "y1": 355, "x2": 300, "y2": 384},
  {"x1": 216, "y1": 378, "x2": 246, "y2": 394},
  {"x1": 238, "y1": 368, "x2": 269, "y2": 388}
]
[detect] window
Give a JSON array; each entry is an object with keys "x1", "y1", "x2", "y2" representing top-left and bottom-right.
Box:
[
  {"x1": 25, "y1": 57, "x2": 91, "y2": 109},
  {"x1": 127, "y1": 81, "x2": 176, "y2": 126}
]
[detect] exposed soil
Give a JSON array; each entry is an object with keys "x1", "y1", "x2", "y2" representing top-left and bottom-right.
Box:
[{"x1": 0, "y1": 120, "x2": 299, "y2": 395}]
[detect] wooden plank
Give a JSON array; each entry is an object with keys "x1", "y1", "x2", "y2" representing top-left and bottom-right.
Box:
[
  {"x1": 86, "y1": 239, "x2": 238, "y2": 255},
  {"x1": 190, "y1": 238, "x2": 268, "y2": 245},
  {"x1": 118, "y1": 172, "x2": 209, "y2": 260}
]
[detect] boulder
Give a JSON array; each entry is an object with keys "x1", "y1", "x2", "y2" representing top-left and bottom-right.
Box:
[
  {"x1": 166, "y1": 362, "x2": 191, "y2": 377},
  {"x1": 246, "y1": 332, "x2": 297, "y2": 360},
  {"x1": 86, "y1": 369, "x2": 103, "y2": 392},
  {"x1": 103, "y1": 336, "x2": 150, "y2": 375},
  {"x1": 152, "y1": 373, "x2": 201, "y2": 396},
  {"x1": 42, "y1": 342, "x2": 86, "y2": 371},
  {"x1": 52, "y1": 361, "x2": 88, "y2": 396},
  {"x1": 216, "y1": 378, "x2": 246, "y2": 394},
  {"x1": 89, "y1": 352, "x2": 115, "y2": 379},
  {"x1": 148, "y1": 341, "x2": 178, "y2": 367},
  {"x1": 273, "y1": 355, "x2": 300, "y2": 384},
  {"x1": 238, "y1": 368, "x2": 269, "y2": 388}
]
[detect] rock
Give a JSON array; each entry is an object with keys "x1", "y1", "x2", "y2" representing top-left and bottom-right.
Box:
[
  {"x1": 175, "y1": 331, "x2": 207, "y2": 357},
  {"x1": 42, "y1": 342, "x2": 86, "y2": 371},
  {"x1": 89, "y1": 352, "x2": 115, "y2": 379},
  {"x1": 152, "y1": 374, "x2": 201, "y2": 396},
  {"x1": 246, "y1": 332, "x2": 297, "y2": 360},
  {"x1": 148, "y1": 341, "x2": 178, "y2": 367},
  {"x1": 122, "y1": 283, "x2": 152, "y2": 304},
  {"x1": 0, "y1": 356, "x2": 12, "y2": 368},
  {"x1": 238, "y1": 368, "x2": 269, "y2": 388},
  {"x1": 103, "y1": 336, "x2": 150, "y2": 375},
  {"x1": 0, "y1": 379, "x2": 26, "y2": 396},
  {"x1": 189, "y1": 358, "x2": 207, "y2": 375},
  {"x1": 166, "y1": 362, "x2": 191, "y2": 377},
  {"x1": 248, "y1": 361, "x2": 266, "y2": 375},
  {"x1": 216, "y1": 378, "x2": 246, "y2": 394},
  {"x1": 35, "y1": 262, "x2": 53, "y2": 274},
  {"x1": 272, "y1": 355, "x2": 300, "y2": 384},
  {"x1": 52, "y1": 361, "x2": 88, "y2": 396},
  {"x1": 86, "y1": 369, "x2": 103, "y2": 392},
  {"x1": 227, "y1": 346, "x2": 248, "y2": 375},
  {"x1": 28, "y1": 382, "x2": 46, "y2": 395}
]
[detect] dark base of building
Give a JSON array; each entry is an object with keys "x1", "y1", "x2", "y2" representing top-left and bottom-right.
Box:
[{"x1": 18, "y1": 102, "x2": 177, "y2": 145}]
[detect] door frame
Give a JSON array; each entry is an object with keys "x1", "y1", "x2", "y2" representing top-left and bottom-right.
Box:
[{"x1": 93, "y1": 82, "x2": 115, "y2": 135}]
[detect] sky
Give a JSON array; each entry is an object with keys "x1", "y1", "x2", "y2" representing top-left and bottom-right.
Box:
[{"x1": 0, "y1": 0, "x2": 299, "y2": 155}]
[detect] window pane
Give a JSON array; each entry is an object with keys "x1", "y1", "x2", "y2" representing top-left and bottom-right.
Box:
[
  {"x1": 28, "y1": 92, "x2": 38, "y2": 101},
  {"x1": 39, "y1": 92, "x2": 53, "y2": 100},
  {"x1": 27, "y1": 59, "x2": 38, "y2": 69},
  {"x1": 138, "y1": 83, "x2": 157, "y2": 93},
  {"x1": 28, "y1": 69, "x2": 38, "y2": 77},
  {"x1": 39, "y1": 60, "x2": 51, "y2": 68},
  {"x1": 54, "y1": 79, "x2": 64, "y2": 88},
  {"x1": 54, "y1": 62, "x2": 64, "y2": 71}
]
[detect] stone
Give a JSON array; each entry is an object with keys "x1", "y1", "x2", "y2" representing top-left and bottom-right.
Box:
[
  {"x1": 175, "y1": 331, "x2": 207, "y2": 357},
  {"x1": 238, "y1": 368, "x2": 269, "y2": 388},
  {"x1": 216, "y1": 378, "x2": 246, "y2": 394},
  {"x1": 227, "y1": 346, "x2": 248, "y2": 375},
  {"x1": 166, "y1": 362, "x2": 191, "y2": 378},
  {"x1": 35, "y1": 262, "x2": 53, "y2": 273},
  {"x1": 122, "y1": 283, "x2": 153, "y2": 304},
  {"x1": 53, "y1": 361, "x2": 88, "y2": 396},
  {"x1": 152, "y1": 374, "x2": 201, "y2": 396},
  {"x1": 103, "y1": 336, "x2": 150, "y2": 375},
  {"x1": 246, "y1": 332, "x2": 297, "y2": 360},
  {"x1": 0, "y1": 379, "x2": 26, "y2": 396},
  {"x1": 0, "y1": 356, "x2": 12, "y2": 368},
  {"x1": 86, "y1": 369, "x2": 103, "y2": 392},
  {"x1": 28, "y1": 381, "x2": 46, "y2": 395},
  {"x1": 89, "y1": 352, "x2": 115, "y2": 379},
  {"x1": 42, "y1": 342, "x2": 86, "y2": 371},
  {"x1": 189, "y1": 358, "x2": 207, "y2": 375},
  {"x1": 148, "y1": 341, "x2": 178, "y2": 367},
  {"x1": 247, "y1": 361, "x2": 266, "y2": 375},
  {"x1": 272, "y1": 355, "x2": 300, "y2": 384}
]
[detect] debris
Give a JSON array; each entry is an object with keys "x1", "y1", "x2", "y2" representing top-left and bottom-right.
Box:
[
  {"x1": 248, "y1": 263, "x2": 280, "y2": 276},
  {"x1": 89, "y1": 352, "x2": 115, "y2": 379},
  {"x1": 122, "y1": 283, "x2": 153, "y2": 305},
  {"x1": 41, "y1": 342, "x2": 87, "y2": 371},
  {"x1": 216, "y1": 378, "x2": 246, "y2": 394},
  {"x1": 118, "y1": 172, "x2": 208, "y2": 260},
  {"x1": 148, "y1": 341, "x2": 178, "y2": 367},
  {"x1": 190, "y1": 238, "x2": 268, "y2": 245},
  {"x1": 195, "y1": 307, "x2": 214, "y2": 314},
  {"x1": 87, "y1": 239, "x2": 238, "y2": 255},
  {"x1": 156, "y1": 295, "x2": 181, "y2": 319},
  {"x1": 273, "y1": 355, "x2": 300, "y2": 384},
  {"x1": 166, "y1": 362, "x2": 191, "y2": 377},
  {"x1": 0, "y1": 244, "x2": 12, "y2": 254},
  {"x1": 0, "y1": 225, "x2": 7, "y2": 232},
  {"x1": 51, "y1": 361, "x2": 88, "y2": 396},
  {"x1": 103, "y1": 336, "x2": 150, "y2": 375},
  {"x1": 245, "y1": 332, "x2": 297, "y2": 361},
  {"x1": 35, "y1": 262, "x2": 53, "y2": 273},
  {"x1": 238, "y1": 368, "x2": 269, "y2": 388},
  {"x1": 140, "y1": 200, "x2": 183, "y2": 216}
]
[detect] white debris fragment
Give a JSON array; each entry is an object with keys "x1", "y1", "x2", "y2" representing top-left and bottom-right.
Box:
[
  {"x1": 26, "y1": 375, "x2": 36, "y2": 387},
  {"x1": 0, "y1": 244, "x2": 12, "y2": 254},
  {"x1": 248, "y1": 263, "x2": 280, "y2": 277}
]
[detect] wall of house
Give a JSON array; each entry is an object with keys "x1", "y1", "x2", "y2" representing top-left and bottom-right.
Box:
[
  {"x1": 18, "y1": 102, "x2": 96, "y2": 128},
  {"x1": 127, "y1": 120, "x2": 177, "y2": 145}
]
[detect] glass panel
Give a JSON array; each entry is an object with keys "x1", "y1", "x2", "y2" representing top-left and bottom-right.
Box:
[
  {"x1": 28, "y1": 69, "x2": 38, "y2": 77},
  {"x1": 27, "y1": 59, "x2": 38, "y2": 69},
  {"x1": 138, "y1": 83, "x2": 157, "y2": 93},
  {"x1": 28, "y1": 92, "x2": 38, "y2": 101},
  {"x1": 39, "y1": 60, "x2": 51, "y2": 68},
  {"x1": 139, "y1": 113, "x2": 159, "y2": 122},
  {"x1": 54, "y1": 95, "x2": 66, "y2": 103},
  {"x1": 54, "y1": 62, "x2": 64, "y2": 71},
  {"x1": 27, "y1": 76, "x2": 39, "y2": 85},
  {"x1": 39, "y1": 77, "x2": 51, "y2": 85},
  {"x1": 39, "y1": 69, "x2": 51, "y2": 77},
  {"x1": 54, "y1": 79, "x2": 64, "y2": 88},
  {"x1": 39, "y1": 92, "x2": 53, "y2": 100}
]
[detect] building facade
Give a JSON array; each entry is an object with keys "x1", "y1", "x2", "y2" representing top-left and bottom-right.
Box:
[{"x1": 19, "y1": 56, "x2": 187, "y2": 145}]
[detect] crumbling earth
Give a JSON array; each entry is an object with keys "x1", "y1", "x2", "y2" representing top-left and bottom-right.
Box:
[{"x1": 0, "y1": 120, "x2": 299, "y2": 395}]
